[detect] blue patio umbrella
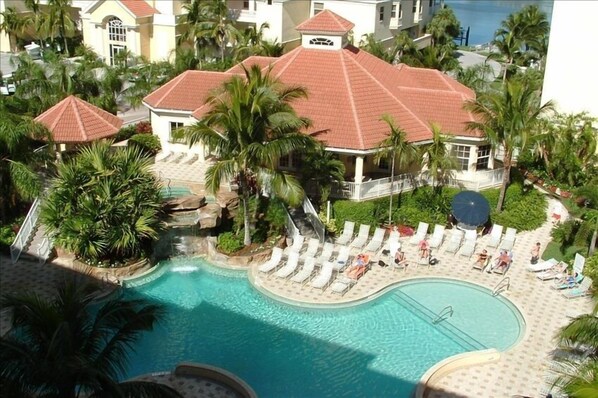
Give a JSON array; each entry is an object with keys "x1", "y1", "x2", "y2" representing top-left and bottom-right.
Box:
[{"x1": 451, "y1": 191, "x2": 490, "y2": 227}]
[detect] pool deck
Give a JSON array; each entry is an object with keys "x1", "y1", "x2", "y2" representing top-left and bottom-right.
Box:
[
  {"x1": 250, "y1": 196, "x2": 593, "y2": 397},
  {"x1": 1, "y1": 195, "x2": 593, "y2": 397}
]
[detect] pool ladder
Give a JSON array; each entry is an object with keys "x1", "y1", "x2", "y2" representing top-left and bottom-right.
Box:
[
  {"x1": 492, "y1": 277, "x2": 510, "y2": 296},
  {"x1": 159, "y1": 171, "x2": 172, "y2": 197},
  {"x1": 432, "y1": 305, "x2": 454, "y2": 324}
]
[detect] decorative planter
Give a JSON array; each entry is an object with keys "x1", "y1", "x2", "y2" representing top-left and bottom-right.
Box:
[{"x1": 72, "y1": 258, "x2": 151, "y2": 279}]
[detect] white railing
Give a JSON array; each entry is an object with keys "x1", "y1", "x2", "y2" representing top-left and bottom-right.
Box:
[
  {"x1": 37, "y1": 237, "x2": 52, "y2": 264},
  {"x1": 10, "y1": 198, "x2": 41, "y2": 264},
  {"x1": 333, "y1": 169, "x2": 504, "y2": 201},
  {"x1": 284, "y1": 207, "x2": 300, "y2": 241},
  {"x1": 302, "y1": 196, "x2": 326, "y2": 242}
]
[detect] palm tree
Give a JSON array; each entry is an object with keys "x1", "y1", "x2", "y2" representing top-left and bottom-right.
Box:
[
  {"x1": 465, "y1": 80, "x2": 554, "y2": 212},
  {"x1": 425, "y1": 6, "x2": 460, "y2": 47},
  {"x1": 41, "y1": 142, "x2": 163, "y2": 265},
  {"x1": 552, "y1": 292, "x2": 598, "y2": 397},
  {"x1": 0, "y1": 280, "x2": 182, "y2": 398},
  {"x1": 24, "y1": 0, "x2": 50, "y2": 49},
  {"x1": 0, "y1": 110, "x2": 49, "y2": 223},
  {"x1": 419, "y1": 123, "x2": 456, "y2": 193},
  {"x1": 488, "y1": 29, "x2": 522, "y2": 82},
  {"x1": 374, "y1": 114, "x2": 419, "y2": 224},
  {"x1": 183, "y1": 65, "x2": 315, "y2": 246},
  {"x1": 179, "y1": 0, "x2": 215, "y2": 64},
  {"x1": 234, "y1": 22, "x2": 271, "y2": 61},
  {"x1": 456, "y1": 63, "x2": 494, "y2": 95},
  {"x1": 199, "y1": 0, "x2": 239, "y2": 63},
  {"x1": 0, "y1": 6, "x2": 30, "y2": 51},
  {"x1": 45, "y1": 0, "x2": 77, "y2": 55},
  {"x1": 359, "y1": 33, "x2": 396, "y2": 63},
  {"x1": 301, "y1": 143, "x2": 345, "y2": 207}
]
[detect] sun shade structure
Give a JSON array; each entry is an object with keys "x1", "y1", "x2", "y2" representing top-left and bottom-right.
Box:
[
  {"x1": 451, "y1": 191, "x2": 491, "y2": 227},
  {"x1": 35, "y1": 95, "x2": 123, "y2": 144}
]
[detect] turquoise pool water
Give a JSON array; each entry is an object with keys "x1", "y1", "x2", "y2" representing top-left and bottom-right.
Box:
[
  {"x1": 124, "y1": 258, "x2": 524, "y2": 397},
  {"x1": 160, "y1": 186, "x2": 192, "y2": 199}
]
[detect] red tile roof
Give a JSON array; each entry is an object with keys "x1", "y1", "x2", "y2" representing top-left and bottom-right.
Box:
[
  {"x1": 119, "y1": 0, "x2": 159, "y2": 17},
  {"x1": 145, "y1": 13, "x2": 480, "y2": 150},
  {"x1": 35, "y1": 96, "x2": 123, "y2": 143},
  {"x1": 144, "y1": 71, "x2": 232, "y2": 111},
  {"x1": 296, "y1": 10, "x2": 354, "y2": 34}
]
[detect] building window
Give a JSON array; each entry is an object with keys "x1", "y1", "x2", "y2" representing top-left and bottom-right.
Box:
[
  {"x1": 399, "y1": 4, "x2": 403, "y2": 18},
  {"x1": 476, "y1": 145, "x2": 491, "y2": 170},
  {"x1": 313, "y1": 2, "x2": 324, "y2": 15},
  {"x1": 267, "y1": 0, "x2": 272, "y2": 4},
  {"x1": 429, "y1": 0, "x2": 433, "y2": 7},
  {"x1": 378, "y1": 157, "x2": 389, "y2": 170},
  {"x1": 391, "y1": 5, "x2": 396, "y2": 18},
  {"x1": 108, "y1": 17, "x2": 126, "y2": 42},
  {"x1": 292, "y1": 152, "x2": 303, "y2": 169},
  {"x1": 379, "y1": 6, "x2": 385, "y2": 22},
  {"x1": 243, "y1": 1, "x2": 249, "y2": 9},
  {"x1": 452, "y1": 145, "x2": 470, "y2": 171},
  {"x1": 309, "y1": 37, "x2": 334, "y2": 46},
  {"x1": 169, "y1": 122, "x2": 185, "y2": 143},
  {"x1": 435, "y1": 0, "x2": 441, "y2": 5},
  {"x1": 419, "y1": 1, "x2": 423, "y2": 14},
  {"x1": 412, "y1": 0, "x2": 418, "y2": 14}
]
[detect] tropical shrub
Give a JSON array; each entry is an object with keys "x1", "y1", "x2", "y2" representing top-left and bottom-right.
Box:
[
  {"x1": 113, "y1": 124, "x2": 137, "y2": 142},
  {"x1": 128, "y1": 133, "x2": 161, "y2": 156},
  {"x1": 217, "y1": 232, "x2": 244, "y2": 254},
  {"x1": 332, "y1": 200, "x2": 377, "y2": 231},
  {"x1": 583, "y1": 253, "x2": 598, "y2": 288},
  {"x1": 0, "y1": 216, "x2": 23, "y2": 254},
  {"x1": 482, "y1": 183, "x2": 546, "y2": 231},
  {"x1": 135, "y1": 120, "x2": 153, "y2": 134},
  {"x1": 40, "y1": 142, "x2": 163, "y2": 265}
]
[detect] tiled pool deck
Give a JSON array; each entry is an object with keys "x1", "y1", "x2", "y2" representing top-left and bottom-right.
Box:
[{"x1": 1, "y1": 196, "x2": 592, "y2": 397}]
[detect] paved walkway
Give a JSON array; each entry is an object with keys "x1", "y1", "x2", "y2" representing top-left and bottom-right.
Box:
[{"x1": 250, "y1": 195, "x2": 592, "y2": 397}]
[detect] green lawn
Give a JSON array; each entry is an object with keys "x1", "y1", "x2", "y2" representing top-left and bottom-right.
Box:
[{"x1": 542, "y1": 241, "x2": 587, "y2": 263}]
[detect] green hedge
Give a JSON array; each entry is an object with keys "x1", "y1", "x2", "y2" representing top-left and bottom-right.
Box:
[
  {"x1": 217, "y1": 232, "x2": 244, "y2": 255},
  {"x1": 331, "y1": 183, "x2": 546, "y2": 233},
  {"x1": 128, "y1": 134, "x2": 161, "y2": 156}
]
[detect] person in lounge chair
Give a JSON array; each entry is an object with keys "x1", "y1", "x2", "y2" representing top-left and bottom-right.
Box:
[
  {"x1": 345, "y1": 254, "x2": 369, "y2": 279},
  {"x1": 530, "y1": 242, "x2": 541, "y2": 265},
  {"x1": 475, "y1": 249, "x2": 489, "y2": 268},
  {"x1": 418, "y1": 239, "x2": 430, "y2": 260},
  {"x1": 496, "y1": 250, "x2": 512, "y2": 272},
  {"x1": 394, "y1": 249, "x2": 408, "y2": 268}
]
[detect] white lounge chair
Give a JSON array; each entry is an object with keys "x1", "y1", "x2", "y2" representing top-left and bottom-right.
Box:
[
  {"x1": 536, "y1": 261, "x2": 567, "y2": 281},
  {"x1": 291, "y1": 258, "x2": 316, "y2": 284},
  {"x1": 459, "y1": 230, "x2": 477, "y2": 258},
  {"x1": 382, "y1": 229, "x2": 401, "y2": 254},
  {"x1": 274, "y1": 252, "x2": 300, "y2": 279},
  {"x1": 444, "y1": 229, "x2": 464, "y2": 253},
  {"x1": 487, "y1": 224, "x2": 503, "y2": 248},
  {"x1": 326, "y1": 246, "x2": 351, "y2": 272},
  {"x1": 300, "y1": 238, "x2": 320, "y2": 262},
  {"x1": 350, "y1": 224, "x2": 371, "y2": 249},
  {"x1": 330, "y1": 279, "x2": 352, "y2": 295},
  {"x1": 562, "y1": 277, "x2": 593, "y2": 299},
  {"x1": 311, "y1": 262, "x2": 334, "y2": 290},
  {"x1": 428, "y1": 224, "x2": 445, "y2": 249},
  {"x1": 527, "y1": 258, "x2": 558, "y2": 272},
  {"x1": 335, "y1": 221, "x2": 355, "y2": 245},
  {"x1": 284, "y1": 235, "x2": 304, "y2": 256},
  {"x1": 365, "y1": 227, "x2": 386, "y2": 252},
  {"x1": 315, "y1": 242, "x2": 334, "y2": 266},
  {"x1": 500, "y1": 228, "x2": 517, "y2": 251},
  {"x1": 573, "y1": 253, "x2": 586, "y2": 276},
  {"x1": 258, "y1": 247, "x2": 283, "y2": 273},
  {"x1": 409, "y1": 222, "x2": 429, "y2": 245}
]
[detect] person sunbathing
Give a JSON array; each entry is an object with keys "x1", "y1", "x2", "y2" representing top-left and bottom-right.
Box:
[
  {"x1": 394, "y1": 250, "x2": 408, "y2": 268},
  {"x1": 345, "y1": 254, "x2": 369, "y2": 279},
  {"x1": 418, "y1": 239, "x2": 430, "y2": 259},
  {"x1": 496, "y1": 251, "x2": 511, "y2": 271},
  {"x1": 475, "y1": 249, "x2": 489, "y2": 267}
]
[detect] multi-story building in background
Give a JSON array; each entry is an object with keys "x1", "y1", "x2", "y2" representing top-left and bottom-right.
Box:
[{"x1": 1, "y1": 0, "x2": 442, "y2": 63}]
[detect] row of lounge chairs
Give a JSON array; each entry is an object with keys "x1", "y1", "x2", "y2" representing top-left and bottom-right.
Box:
[
  {"x1": 526, "y1": 253, "x2": 592, "y2": 298},
  {"x1": 335, "y1": 222, "x2": 388, "y2": 252}
]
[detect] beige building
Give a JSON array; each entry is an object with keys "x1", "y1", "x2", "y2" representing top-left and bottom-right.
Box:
[
  {"x1": 541, "y1": 0, "x2": 598, "y2": 118},
  {"x1": 2, "y1": 0, "x2": 442, "y2": 63}
]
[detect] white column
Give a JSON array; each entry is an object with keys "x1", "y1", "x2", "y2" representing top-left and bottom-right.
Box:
[{"x1": 354, "y1": 156, "x2": 364, "y2": 183}]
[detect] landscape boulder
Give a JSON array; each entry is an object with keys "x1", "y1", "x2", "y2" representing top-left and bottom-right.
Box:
[
  {"x1": 217, "y1": 191, "x2": 240, "y2": 219},
  {"x1": 164, "y1": 195, "x2": 206, "y2": 211},
  {"x1": 197, "y1": 204, "x2": 222, "y2": 229}
]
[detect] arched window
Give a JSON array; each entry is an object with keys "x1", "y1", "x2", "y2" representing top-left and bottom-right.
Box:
[
  {"x1": 309, "y1": 37, "x2": 334, "y2": 46},
  {"x1": 108, "y1": 17, "x2": 126, "y2": 42}
]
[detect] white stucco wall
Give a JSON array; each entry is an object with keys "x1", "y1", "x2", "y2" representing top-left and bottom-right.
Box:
[
  {"x1": 541, "y1": 0, "x2": 598, "y2": 118},
  {"x1": 150, "y1": 110, "x2": 206, "y2": 158}
]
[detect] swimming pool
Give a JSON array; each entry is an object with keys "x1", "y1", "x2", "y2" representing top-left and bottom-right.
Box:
[
  {"x1": 124, "y1": 258, "x2": 524, "y2": 397},
  {"x1": 160, "y1": 186, "x2": 192, "y2": 199}
]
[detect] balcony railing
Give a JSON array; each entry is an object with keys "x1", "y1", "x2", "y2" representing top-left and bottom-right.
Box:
[{"x1": 331, "y1": 169, "x2": 504, "y2": 201}]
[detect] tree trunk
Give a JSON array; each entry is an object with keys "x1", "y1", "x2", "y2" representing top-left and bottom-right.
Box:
[
  {"x1": 388, "y1": 155, "x2": 395, "y2": 225},
  {"x1": 242, "y1": 194, "x2": 251, "y2": 246},
  {"x1": 497, "y1": 151, "x2": 512, "y2": 212},
  {"x1": 590, "y1": 222, "x2": 597, "y2": 256}
]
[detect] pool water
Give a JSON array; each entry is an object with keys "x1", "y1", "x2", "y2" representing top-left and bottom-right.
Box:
[
  {"x1": 124, "y1": 258, "x2": 524, "y2": 397},
  {"x1": 160, "y1": 186, "x2": 192, "y2": 199}
]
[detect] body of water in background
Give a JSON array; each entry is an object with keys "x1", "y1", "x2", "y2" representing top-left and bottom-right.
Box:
[{"x1": 446, "y1": 0, "x2": 554, "y2": 46}]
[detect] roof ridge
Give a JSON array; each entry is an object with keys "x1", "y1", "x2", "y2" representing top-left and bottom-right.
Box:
[
  {"x1": 148, "y1": 72, "x2": 190, "y2": 108},
  {"x1": 339, "y1": 51, "x2": 364, "y2": 149},
  {"x1": 433, "y1": 69, "x2": 457, "y2": 91},
  {"x1": 81, "y1": 97, "x2": 122, "y2": 133},
  {"x1": 271, "y1": 47, "x2": 302, "y2": 79},
  {"x1": 71, "y1": 96, "x2": 88, "y2": 141},
  {"x1": 343, "y1": 50, "x2": 431, "y2": 134},
  {"x1": 48, "y1": 96, "x2": 70, "y2": 132}
]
